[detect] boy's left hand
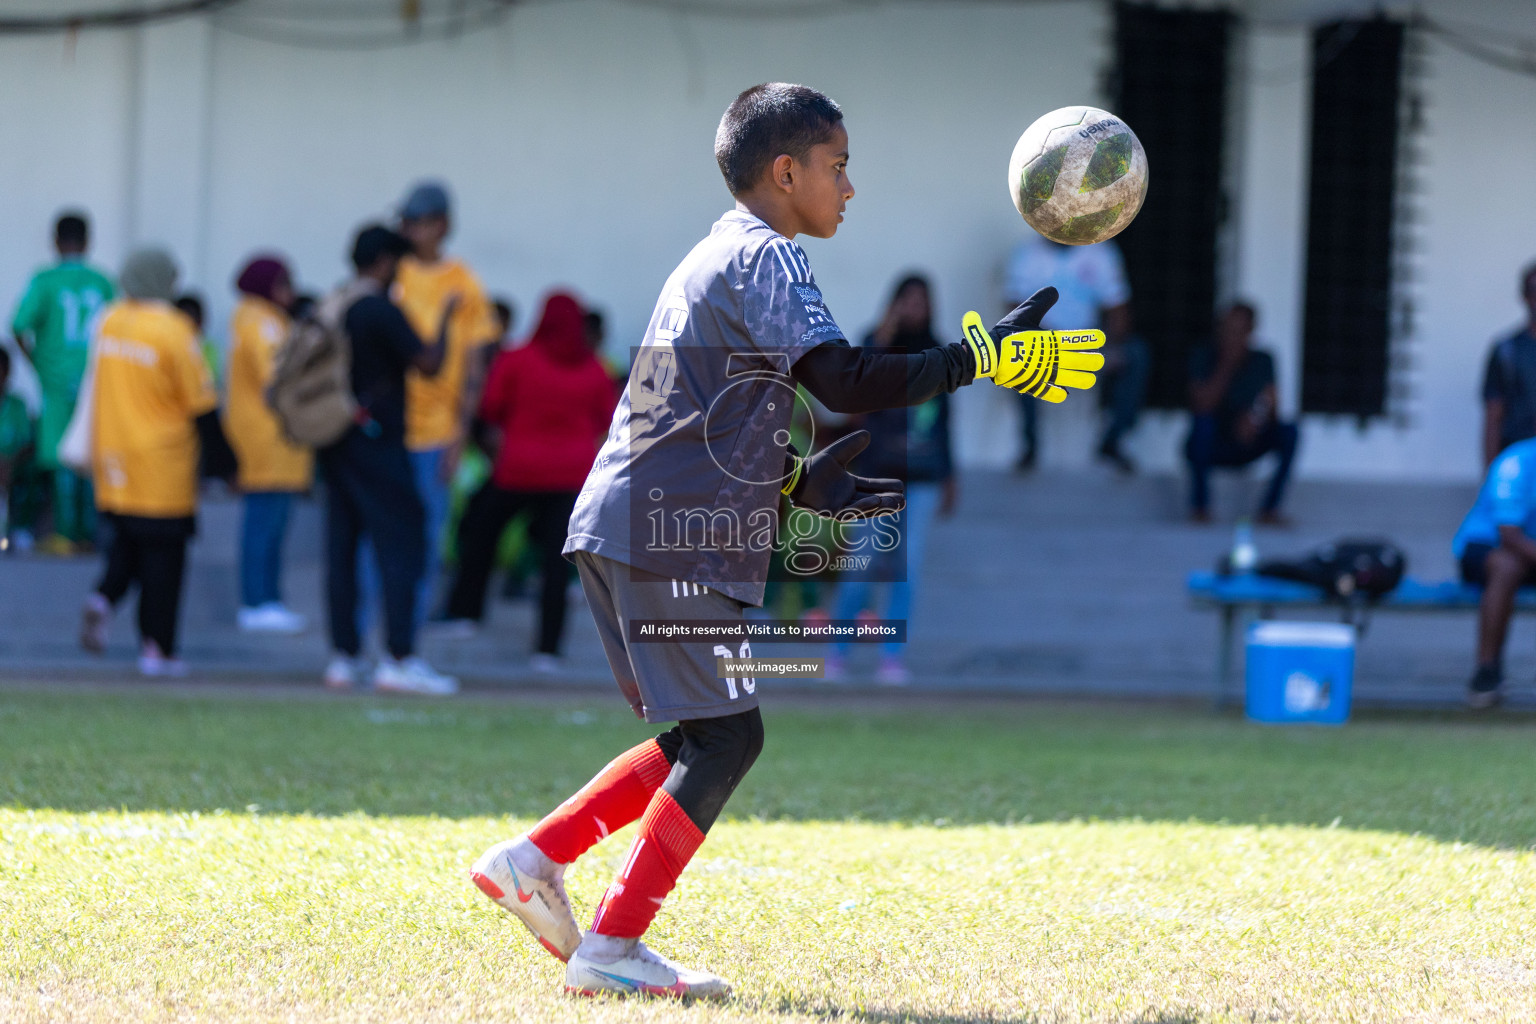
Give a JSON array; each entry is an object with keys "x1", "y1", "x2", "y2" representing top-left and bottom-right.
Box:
[{"x1": 783, "y1": 431, "x2": 904, "y2": 519}]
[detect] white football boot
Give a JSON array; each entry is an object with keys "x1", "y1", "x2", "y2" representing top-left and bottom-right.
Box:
[
  {"x1": 565, "y1": 933, "x2": 731, "y2": 1000},
  {"x1": 469, "y1": 836, "x2": 581, "y2": 961}
]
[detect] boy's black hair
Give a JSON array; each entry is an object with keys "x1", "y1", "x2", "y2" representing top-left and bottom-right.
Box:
[
  {"x1": 1520, "y1": 261, "x2": 1536, "y2": 297},
  {"x1": 714, "y1": 83, "x2": 843, "y2": 196},
  {"x1": 55, "y1": 212, "x2": 89, "y2": 251},
  {"x1": 174, "y1": 293, "x2": 205, "y2": 329}
]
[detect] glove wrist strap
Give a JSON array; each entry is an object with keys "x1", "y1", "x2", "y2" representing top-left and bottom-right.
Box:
[
  {"x1": 781, "y1": 455, "x2": 804, "y2": 498},
  {"x1": 960, "y1": 311, "x2": 995, "y2": 380}
]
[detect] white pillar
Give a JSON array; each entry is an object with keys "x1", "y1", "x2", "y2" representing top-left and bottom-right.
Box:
[{"x1": 1233, "y1": 26, "x2": 1311, "y2": 422}]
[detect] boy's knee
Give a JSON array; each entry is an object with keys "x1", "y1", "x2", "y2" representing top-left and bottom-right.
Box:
[
  {"x1": 684, "y1": 707, "x2": 761, "y2": 764},
  {"x1": 667, "y1": 707, "x2": 764, "y2": 832}
]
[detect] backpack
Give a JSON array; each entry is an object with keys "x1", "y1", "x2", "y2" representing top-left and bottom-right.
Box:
[
  {"x1": 1256, "y1": 537, "x2": 1407, "y2": 601},
  {"x1": 265, "y1": 280, "x2": 374, "y2": 448}
]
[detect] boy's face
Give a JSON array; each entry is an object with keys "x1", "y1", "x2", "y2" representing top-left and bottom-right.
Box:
[{"x1": 787, "y1": 123, "x2": 853, "y2": 239}]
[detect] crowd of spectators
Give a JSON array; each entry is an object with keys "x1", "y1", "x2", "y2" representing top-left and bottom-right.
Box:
[
  {"x1": 3, "y1": 195, "x2": 1531, "y2": 702},
  {"x1": 1, "y1": 187, "x2": 618, "y2": 692}
]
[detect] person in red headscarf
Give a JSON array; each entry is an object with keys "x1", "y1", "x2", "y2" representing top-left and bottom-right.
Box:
[
  {"x1": 440, "y1": 292, "x2": 617, "y2": 667},
  {"x1": 226, "y1": 254, "x2": 311, "y2": 635}
]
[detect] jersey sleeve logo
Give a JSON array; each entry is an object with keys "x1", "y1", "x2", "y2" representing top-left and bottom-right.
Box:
[
  {"x1": 634, "y1": 287, "x2": 687, "y2": 412},
  {"x1": 654, "y1": 288, "x2": 689, "y2": 344}
]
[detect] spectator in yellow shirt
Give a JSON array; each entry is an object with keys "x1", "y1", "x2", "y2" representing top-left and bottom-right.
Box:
[
  {"x1": 80, "y1": 248, "x2": 237, "y2": 677},
  {"x1": 226, "y1": 255, "x2": 312, "y2": 635},
  {"x1": 361, "y1": 181, "x2": 498, "y2": 629}
]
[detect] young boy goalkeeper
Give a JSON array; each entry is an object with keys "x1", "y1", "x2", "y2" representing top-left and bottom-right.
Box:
[{"x1": 469, "y1": 82, "x2": 1104, "y2": 998}]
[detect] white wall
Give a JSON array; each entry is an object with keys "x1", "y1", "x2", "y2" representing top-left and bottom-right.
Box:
[{"x1": 2, "y1": 0, "x2": 1534, "y2": 482}]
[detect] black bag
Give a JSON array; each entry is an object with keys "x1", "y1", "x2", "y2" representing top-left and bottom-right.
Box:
[{"x1": 1256, "y1": 538, "x2": 1407, "y2": 601}]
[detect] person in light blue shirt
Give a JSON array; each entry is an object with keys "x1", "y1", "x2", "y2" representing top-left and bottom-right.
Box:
[
  {"x1": 1002, "y1": 235, "x2": 1143, "y2": 473},
  {"x1": 1452, "y1": 436, "x2": 1536, "y2": 707}
]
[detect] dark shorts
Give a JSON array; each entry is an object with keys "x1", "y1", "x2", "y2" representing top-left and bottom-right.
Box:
[
  {"x1": 1460, "y1": 542, "x2": 1536, "y2": 586},
  {"x1": 573, "y1": 550, "x2": 760, "y2": 724}
]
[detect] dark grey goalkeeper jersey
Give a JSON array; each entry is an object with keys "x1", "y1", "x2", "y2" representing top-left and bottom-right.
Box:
[{"x1": 565, "y1": 210, "x2": 843, "y2": 605}]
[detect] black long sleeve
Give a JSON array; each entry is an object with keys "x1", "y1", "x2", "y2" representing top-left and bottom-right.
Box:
[{"x1": 790, "y1": 339, "x2": 976, "y2": 415}]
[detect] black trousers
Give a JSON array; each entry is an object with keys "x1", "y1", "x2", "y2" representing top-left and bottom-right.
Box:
[
  {"x1": 1184, "y1": 414, "x2": 1300, "y2": 514},
  {"x1": 444, "y1": 484, "x2": 577, "y2": 654},
  {"x1": 95, "y1": 513, "x2": 194, "y2": 656},
  {"x1": 319, "y1": 429, "x2": 425, "y2": 659}
]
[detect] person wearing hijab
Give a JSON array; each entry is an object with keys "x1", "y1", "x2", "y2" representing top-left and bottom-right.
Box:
[
  {"x1": 80, "y1": 247, "x2": 236, "y2": 676},
  {"x1": 825, "y1": 274, "x2": 956, "y2": 685},
  {"x1": 438, "y1": 292, "x2": 618, "y2": 669},
  {"x1": 226, "y1": 255, "x2": 311, "y2": 634}
]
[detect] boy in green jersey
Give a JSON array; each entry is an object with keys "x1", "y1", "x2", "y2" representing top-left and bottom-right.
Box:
[{"x1": 10, "y1": 212, "x2": 115, "y2": 552}]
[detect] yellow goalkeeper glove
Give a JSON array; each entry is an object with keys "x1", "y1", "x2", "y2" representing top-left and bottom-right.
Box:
[{"x1": 961, "y1": 286, "x2": 1106, "y2": 403}]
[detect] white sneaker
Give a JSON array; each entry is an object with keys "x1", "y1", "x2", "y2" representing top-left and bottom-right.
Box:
[
  {"x1": 323, "y1": 655, "x2": 367, "y2": 690},
  {"x1": 138, "y1": 641, "x2": 188, "y2": 678},
  {"x1": 372, "y1": 656, "x2": 459, "y2": 696},
  {"x1": 565, "y1": 933, "x2": 731, "y2": 1000},
  {"x1": 529, "y1": 653, "x2": 563, "y2": 675},
  {"x1": 81, "y1": 593, "x2": 111, "y2": 653},
  {"x1": 238, "y1": 603, "x2": 307, "y2": 634},
  {"x1": 469, "y1": 836, "x2": 581, "y2": 961}
]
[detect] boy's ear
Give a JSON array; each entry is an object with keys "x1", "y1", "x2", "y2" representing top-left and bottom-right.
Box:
[{"x1": 770, "y1": 153, "x2": 795, "y2": 193}]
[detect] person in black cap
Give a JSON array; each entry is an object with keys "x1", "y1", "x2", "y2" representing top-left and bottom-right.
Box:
[{"x1": 318, "y1": 223, "x2": 459, "y2": 695}]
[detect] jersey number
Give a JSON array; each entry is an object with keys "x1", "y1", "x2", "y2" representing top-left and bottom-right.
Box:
[
  {"x1": 713, "y1": 641, "x2": 755, "y2": 699},
  {"x1": 58, "y1": 290, "x2": 103, "y2": 348}
]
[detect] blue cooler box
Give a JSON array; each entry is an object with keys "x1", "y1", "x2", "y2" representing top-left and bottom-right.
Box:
[{"x1": 1245, "y1": 621, "x2": 1354, "y2": 725}]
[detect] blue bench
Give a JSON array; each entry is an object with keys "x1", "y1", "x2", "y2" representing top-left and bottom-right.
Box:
[{"x1": 1186, "y1": 571, "x2": 1536, "y2": 707}]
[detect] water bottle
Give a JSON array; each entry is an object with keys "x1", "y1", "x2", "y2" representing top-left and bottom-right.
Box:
[{"x1": 1230, "y1": 518, "x2": 1258, "y2": 574}]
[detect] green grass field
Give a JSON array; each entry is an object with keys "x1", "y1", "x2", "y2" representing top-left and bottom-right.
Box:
[{"x1": 2, "y1": 687, "x2": 1535, "y2": 1023}]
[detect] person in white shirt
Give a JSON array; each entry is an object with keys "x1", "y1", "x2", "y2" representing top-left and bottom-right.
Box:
[{"x1": 1002, "y1": 236, "x2": 1146, "y2": 472}]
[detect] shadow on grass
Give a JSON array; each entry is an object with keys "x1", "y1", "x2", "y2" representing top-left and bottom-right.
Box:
[{"x1": 1, "y1": 690, "x2": 1534, "y2": 849}]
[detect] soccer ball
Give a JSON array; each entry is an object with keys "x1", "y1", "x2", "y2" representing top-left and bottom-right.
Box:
[{"x1": 1008, "y1": 106, "x2": 1148, "y2": 246}]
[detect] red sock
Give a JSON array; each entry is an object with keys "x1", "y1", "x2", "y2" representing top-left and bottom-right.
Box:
[
  {"x1": 590, "y1": 790, "x2": 705, "y2": 938},
  {"x1": 527, "y1": 739, "x2": 672, "y2": 864}
]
